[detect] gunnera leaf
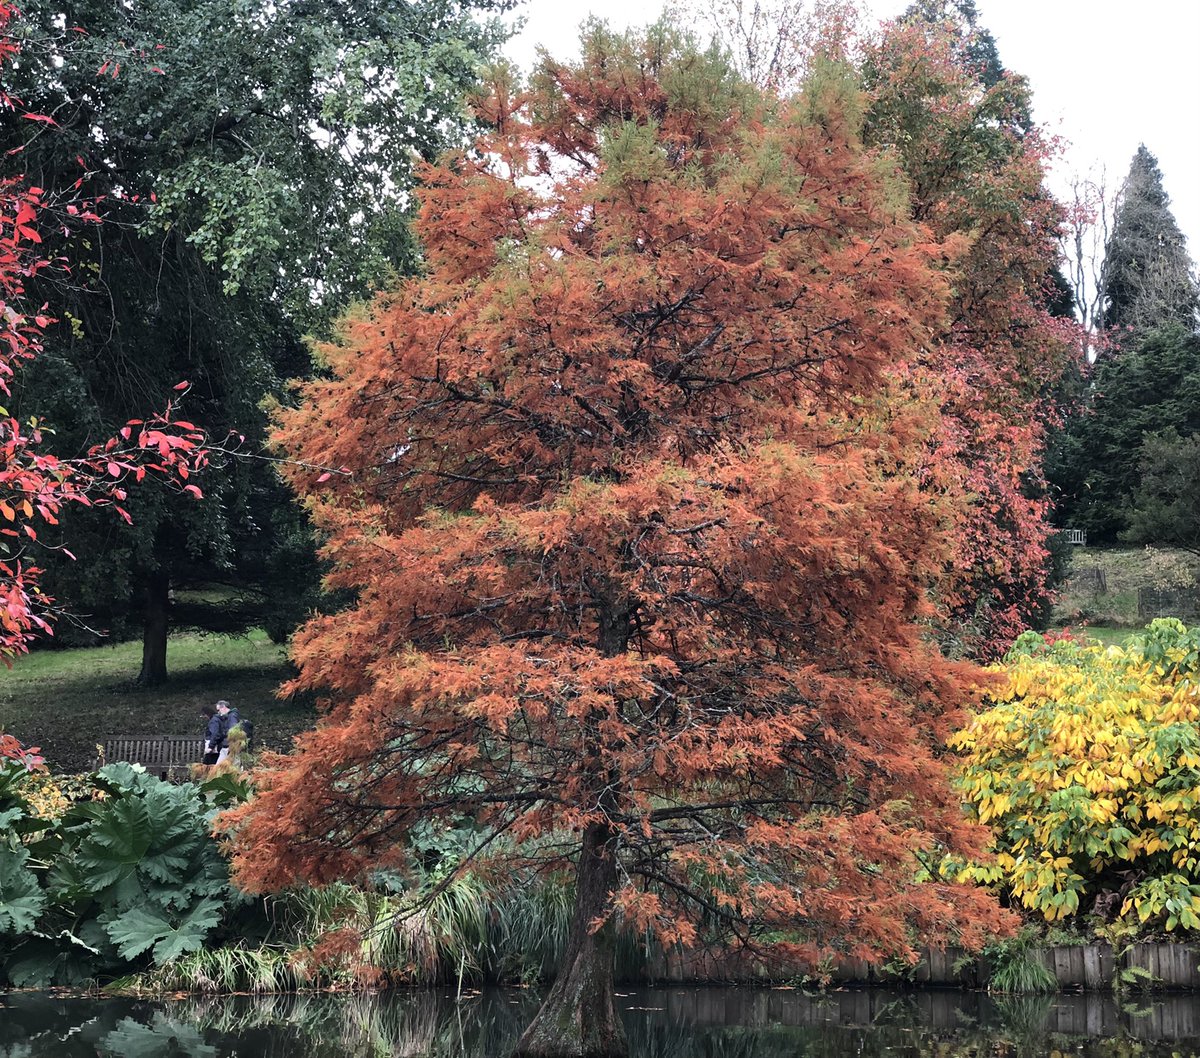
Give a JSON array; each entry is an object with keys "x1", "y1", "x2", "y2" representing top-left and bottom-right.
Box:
[
  {"x1": 4, "y1": 933, "x2": 99, "y2": 988},
  {"x1": 104, "y1": 897, "x2": 221, "y2": 965},
  {"x1": 74, "y1": 796, "x2": 153, "y2": 890},
  {"x1": 103, "y1": 905, "x2": 173, "y2": 960},
  {"x1": 0, "y1": 846, "x2": 45, "y2": 934}
]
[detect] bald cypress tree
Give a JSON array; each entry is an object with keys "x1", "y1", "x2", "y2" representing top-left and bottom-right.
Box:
[{"x1": 224, "y1": 26, "x2": 1008, "y2": 1056}]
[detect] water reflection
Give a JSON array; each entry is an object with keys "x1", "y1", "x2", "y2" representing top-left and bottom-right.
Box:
[{"x1": 3, "y1": 987, "x2": 1200, "y2": 1058}]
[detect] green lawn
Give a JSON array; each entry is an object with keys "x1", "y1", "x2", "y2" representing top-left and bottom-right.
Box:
[
  {"x1": 0, "y1": 631, "x2": 317, "y2": 772},
  {"x1": 1054, "y1": 624, "x2": 1132, "y2": 649}
]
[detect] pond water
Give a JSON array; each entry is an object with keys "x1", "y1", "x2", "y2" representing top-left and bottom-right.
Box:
[{"x1": 3, "y1": 986, "x2": 1200, "y2": 1058}]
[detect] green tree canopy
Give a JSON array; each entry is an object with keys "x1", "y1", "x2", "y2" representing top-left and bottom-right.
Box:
[
  {"x1": 1050, "y1": 324, "x2": 1200, "y2": 541},
  {"x1": 1124, "y1": 428, "x2": 1200, "y2": 556},
  {"x1": 3, "y1": 0, "x2": 508, "y2": 680}
]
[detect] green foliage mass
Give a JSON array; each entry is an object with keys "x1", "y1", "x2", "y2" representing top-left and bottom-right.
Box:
[
  {"x1": 1049, "y1": 325, "x2": 1200, "y2": 542},
  {"x1": 3, "y1": 0, "x2": 508, "y2": 670},
  {"x1": 1124, "y1": 428, "x2": 1200, "y2": 556},
  {"x1": 0, "y1": 761, "x2": 246, "y2": 987}
]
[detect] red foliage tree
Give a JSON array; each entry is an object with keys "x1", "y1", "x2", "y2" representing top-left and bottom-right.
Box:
[
  {"x1": 863, "y1": 16, "x2": 1081, "y2": 657},
  {"x1": 0, "y1": 0, "x2": 208, "y2": 661},
  {"x1": 224, "y1": 28, "x2": 1009, "y2": 1057}
]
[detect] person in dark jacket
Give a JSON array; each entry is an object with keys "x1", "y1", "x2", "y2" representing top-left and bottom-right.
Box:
[
  {"x1": 201, "y1": 704, "x2": 221, "y2": 765},
  {"x1": 214, "y1": 699, "x2": 240, "y2": 764}
]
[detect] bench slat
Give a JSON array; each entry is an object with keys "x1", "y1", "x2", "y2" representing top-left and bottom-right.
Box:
[{"x1": 99, "y1": 736, "x2": 206, "y2": 780}]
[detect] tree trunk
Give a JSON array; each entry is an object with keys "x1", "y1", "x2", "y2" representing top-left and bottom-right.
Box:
[
  {"x1": 137, "y1": 569, "x2": 170, "y2": 686},
  {"x1": 513, "y1": 822, "x2": 627, "y2": 1058}
]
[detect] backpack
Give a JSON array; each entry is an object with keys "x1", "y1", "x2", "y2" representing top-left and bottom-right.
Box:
[{"x1": 239, "y1": 717, "x2": 255, "y2": 749}]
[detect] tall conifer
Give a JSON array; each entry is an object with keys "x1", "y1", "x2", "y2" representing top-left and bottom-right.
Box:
[{"x1": 1102, "y1": 146, "x2": 1198, "y2": 334}]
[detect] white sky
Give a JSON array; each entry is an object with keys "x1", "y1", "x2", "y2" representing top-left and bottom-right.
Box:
[{"x1": 504, "y1": 0, "x2": 1200, "y2": 261}]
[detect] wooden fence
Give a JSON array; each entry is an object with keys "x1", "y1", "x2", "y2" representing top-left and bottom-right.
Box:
[{"x1": 652, "y1": 941, "x2": 1200, "y2": 992}]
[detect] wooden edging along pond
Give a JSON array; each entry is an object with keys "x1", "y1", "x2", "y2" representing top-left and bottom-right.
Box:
[{"x1": 652, "y1": 942, "x2": 1200, "y2": 991}]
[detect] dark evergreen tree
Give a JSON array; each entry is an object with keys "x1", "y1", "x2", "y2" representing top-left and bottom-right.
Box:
[
  {"x1": 1049, "y1": 325, "x2": 1200, "y2": 541},
  {"x1": 1101, "y1": 146, "x2": 1198, "y2": 334},
  {"x1": 3, "y1": 0, "x2": 508, "y2": 681},
  {"x1": 1049, "y1": 149, "x2": 1197, "y2": 542},
  {"x1": 1124, "y1": 427, "x2": 1200, "y2": 556}
]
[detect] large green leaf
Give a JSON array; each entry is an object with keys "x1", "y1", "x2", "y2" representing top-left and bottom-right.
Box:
[
  {"x1": 151, "y1": 898, "x2": 222, "y2": 964},
  {"x1": 4, "y1": 942, "x2": 59, "y2": 988},
  {"x1": 104, "y1": 897, "x2": 221, "y2": 964},
  {"x1": 45, "y1": 853, "x2": 100, "y2": 910},
  {"x1": 74, "y1": 796, "x2": 153, "y2": 890},
  {"x1": 94, "y1": 762, "x2": 158, "y2": 796},
  {"x1": 3, "y1": 932, "x2": 98, "y2": 988},
  {"x1": 0, "y1": 847, "x2": 45, "y2": 934},
  {"x1": 136, "y1": 787, "x2": 203, "y2": 885}
]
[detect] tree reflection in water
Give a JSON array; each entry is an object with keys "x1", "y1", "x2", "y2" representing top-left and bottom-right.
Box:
[{"x1": 2, "y1": 988, "x2": 1199, "y2": 1058}]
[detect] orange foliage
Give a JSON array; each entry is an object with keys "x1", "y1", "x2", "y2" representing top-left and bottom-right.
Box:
[{"x1": 224, "y1": 30, "x2": 1010, "y2": 972}]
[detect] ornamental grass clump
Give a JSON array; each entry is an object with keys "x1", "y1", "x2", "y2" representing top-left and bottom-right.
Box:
[{"x1": 950, "y1": 620, "x2": 1200, "y2": 931}]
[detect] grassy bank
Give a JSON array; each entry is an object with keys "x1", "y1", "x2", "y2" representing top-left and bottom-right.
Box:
[
  {"x1": 1052, "y1": 545, "x2": 1198, "y2": 630},
  {"x1": 0, "y1": 631, "x2": 316, "y2": 771}
]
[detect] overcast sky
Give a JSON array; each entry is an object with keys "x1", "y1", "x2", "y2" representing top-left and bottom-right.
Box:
[{"x1": 504, "y1": 0, "x2": 1200, "y2": 261}]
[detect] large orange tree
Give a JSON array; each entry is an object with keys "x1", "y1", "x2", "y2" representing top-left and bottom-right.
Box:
[{"x1": 226, "y1": 26, "x2": 1007, "y2": 1058}]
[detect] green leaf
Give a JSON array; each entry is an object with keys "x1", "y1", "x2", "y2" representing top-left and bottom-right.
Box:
[
  {"x1": 4, "y1": 933, "x2": 98, "y2": 988},
  {"x1": 199, "y1": 770, "x2": 252, "y2": 807},
  {"x1": 95, "y1": 762, "x2": 156, "y2": 796},
  {"x1": 152, "y1": 898, "x2": 222, "y2": 964},
  {"x1": 75, "y1": 796, "x2": 153, "y2": 890},
  {"x1": 103, "y1": 905, "x2": 173, "y2": 960},
  {"x1": 4, "y1": 945, "x2": 59, "y2": 988},
  {"x1": 104, "y1": 897, "x2": 221, "y2": 965},
  {"x1": 0, "y1": 846, "x2": 45, "y2": 934}
]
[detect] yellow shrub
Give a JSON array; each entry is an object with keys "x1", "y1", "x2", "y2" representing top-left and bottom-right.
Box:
[
  {"x1": 23, "y1": 773, "x2": 70, "y2": 821},
  {"x1": 950, "y1": 620, "x2": 1200, "y2": 931}
]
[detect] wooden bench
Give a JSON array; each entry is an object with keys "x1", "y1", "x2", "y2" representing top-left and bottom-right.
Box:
[{"x1": 97, "y1": 736, "x2": 206, "y2": 782}]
